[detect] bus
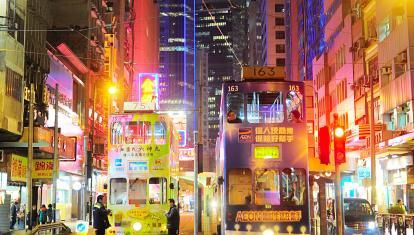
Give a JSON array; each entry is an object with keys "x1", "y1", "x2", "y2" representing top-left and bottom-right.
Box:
[
  {"x1": 216, "y1": 78, "x2": 310, "y2": 235},
  {"x1": 107, "y1": 112, "x2": 179, "y2": 234}
]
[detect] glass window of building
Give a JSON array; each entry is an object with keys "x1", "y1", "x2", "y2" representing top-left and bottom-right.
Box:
[
  {"x1": 255, "y1": 169, "x2": 280, "y2": 205},
  {"x1": 275, "y1": 31, "x2": 285, "y2": 39},
  {"x1": 228, "y1": 169, "x2": 252, "y2": 205},
  {"x1": 275, "y1": 4, "x2": 285, "y2": 12},
  {"x1": 129, "y1": 178, "x2": 147, "y2": 206},
  {"x1": 227, "y1": 93, "x2": 244, "y2": 123},
  {"x1": 276, "y1": 58, "x2": 285, "y2": 66},
  {"x1": 247, "y1": 91, "x2": 284, "y2": 123},
  {"x1": 110, "y1": 178, "x2": 127, "y2": 205},
  {"x1": 276, "y1": 44, "x2": 285, "y2": 53},
  {"x1": 149, "y1": 178, "x2": 167, "y2": 204},
  {"x1": 281, "y1": 168, "x2": 306, "y2": 205},
  {"x1": 275, "y1": 17, "x2": 285, "y2": 26}
]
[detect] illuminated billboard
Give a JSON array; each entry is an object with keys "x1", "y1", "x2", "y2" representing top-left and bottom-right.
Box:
[{"x1": 138, "y1": 73, "x2": 159, "y2": 109}]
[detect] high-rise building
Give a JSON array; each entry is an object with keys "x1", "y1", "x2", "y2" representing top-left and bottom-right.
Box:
[
  {"x1": 159, "y1": 0, "x2": 196, "y2": 145},
  {"x1": 247, "y1": 0, "x2": 263, "y2": 66},
  {"x1": 286, "y1": 0, "x2": 325, "y2": 81},
  {"x1": 196, "y1": 0, "x2": 248, "y2": 140},
  {"x1": 260, "y1": 0, "x2": 287, "y2": 68}
]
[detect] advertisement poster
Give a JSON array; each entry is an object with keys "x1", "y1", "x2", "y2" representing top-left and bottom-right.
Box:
[
  {"x1": 11, "y1": 154, "x2": 27, "y2": 182},
  {"x1": 32, "y1": 159, "x2": 54, "y2": 179}
]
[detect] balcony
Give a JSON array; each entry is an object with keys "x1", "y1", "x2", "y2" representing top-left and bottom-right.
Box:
[{"x1": 380, "y1": 71, "x2": 414, "y2": 113}]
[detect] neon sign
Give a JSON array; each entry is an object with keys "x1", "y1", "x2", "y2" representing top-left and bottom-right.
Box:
[
  {"x1": 235, "y1": 210, "x2": 302, "y2": 223},
  {"x1": 139, "y1": 73, "x2": 159, "y2": 109}
]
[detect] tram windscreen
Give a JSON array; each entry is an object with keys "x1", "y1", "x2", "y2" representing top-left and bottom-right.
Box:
[
  {"x1": 129, "y1": 178, "x2": 147, "y2": 205},
  {"x1": 255, "y1": 169, "x2": 280, "y2": 205},
  {"x1": 124, "y1": 121, "x2": 152, "y2": 144},
  {"x1": 246, "y1": 91, "x2": 284, "y2": 123}
]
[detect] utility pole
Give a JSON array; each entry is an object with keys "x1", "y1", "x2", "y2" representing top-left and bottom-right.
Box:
[
  {"x1": 52, "y1": 84, "x2": 59, "y2": 222},
  {"x1": 89, "y1": 83, "x2": 97, "y2": 225},
  {"x1": 27, "y1": 83, "x2": 34, "y2": 230},
  {"x1": 370, "y1": 71, "x2": 376, "y2": 208}
]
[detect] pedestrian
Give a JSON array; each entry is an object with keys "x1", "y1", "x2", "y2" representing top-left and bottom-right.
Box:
[
  {"x1": 17, "y1": 204, "x2": 25, "y2": 229},
  {"x1": 47, "y1": 204, "x2": 53, "y2": 223},
  {"x1": 93, "y1": 195, "x2": 111, "y2": 235},
  {"x1": 9, "y1": 200, "x2": 18, "y2": 229},
  {"x1": 165, "y1": 199, "x2": 179, "y2": 235},
  {"x1": 27, "y1": 205, "x2": 37, "y2": 229},
  {"x1": 38, "y1": 205, "x2": 47, "y2": 225},
  {"x1": 396, "y1": 199, "x2": 407, "y2": 214}
]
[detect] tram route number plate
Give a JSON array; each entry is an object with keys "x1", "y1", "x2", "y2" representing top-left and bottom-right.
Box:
[{"x1": 242, "y1": 66, "x2": 285, "y2": 80}]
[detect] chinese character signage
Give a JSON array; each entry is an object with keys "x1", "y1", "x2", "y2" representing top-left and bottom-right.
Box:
[
  {"x1": 235, "y1": 210, "x2": 302, "y2": 222},
  {"x1": 11, "y1": 154, "x2": 27, "y2": 182},
  {"x1": 32, "y1": 159, "x2": 54, "y2": 179},
  {"x1": 254, "y1": 126, "x2": 294, "y2": 143},
  {"x1": 139, "y1": 73, "x2": 159, "y2": 108},
  {"x1": 178, "y1": 130, "x2": 186, "y2": 147}
]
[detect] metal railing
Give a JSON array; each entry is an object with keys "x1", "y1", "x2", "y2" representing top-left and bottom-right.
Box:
[
  {"x1": 31, "y1": 222, "x2": 71, "y2": 235},
  {"x1": 377, "y1": 213, "x2": 414, "y2": 235}
]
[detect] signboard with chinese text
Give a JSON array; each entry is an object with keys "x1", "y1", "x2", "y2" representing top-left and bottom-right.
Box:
[
  {"x1": 254, "y1": 126, "x2": 294, "y2": 143},
  {"x1": 10, "y1": 154, "x2": 27, "y2": 182},
  {"x1": 138, "y1": 73, "x2": 159, "y2": 109},
  {"x1": 179, "y1": 148, "x2": 194, "y2": 161},
  {"x1": 32, "y1": 159, "x2": 54, "y2": 179}
]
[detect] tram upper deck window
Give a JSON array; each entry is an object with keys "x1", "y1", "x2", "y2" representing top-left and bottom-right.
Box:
[
  {"x1": 154, "y1": 121, "x2": 167, "y2": 145},
  {"x1": 228, "y1": 169, "x2": 252, "y2": 205},
  {"x1": 255, "y1": 169, "x2": 280, "y2": 205},
  {"x1": 110, "y1": 121, "x2": 123, "y2": 145},
  {"x1": 110, "y1": 178, "x2": 127, "y2": 205},
  {"x1": 247, "y1": 91, "x2": 284, "y2": 123},
  {"x1": 149, "y1": 177, "x2": 167, "y2": 204},
  {"x1": 286, "y1": 90, "x2": 304, "y2": 123},
  {"x1": 125, "y1": 121, "x2": 152, "y2": 144},
  {"x1": 129, "y1": 178, "x2": 147, "y2": 206},
  {"x1": 281, "y1": 168, "x2": 306, "y2": 206},
  {"x1": 226, "y1": 93, "x2": 244, "y2": 123}
]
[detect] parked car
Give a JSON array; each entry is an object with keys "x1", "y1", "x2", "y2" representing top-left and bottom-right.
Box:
[{"x1": 344, "y1": 198, "x2": 378, "y2": 235}]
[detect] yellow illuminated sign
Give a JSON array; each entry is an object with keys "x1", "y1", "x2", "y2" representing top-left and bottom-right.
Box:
[
  {"x1": 254, "y1": 146, "x2": 280, "y2": 159},
  {"x1": 255, "y1": 127, "x2": 294, "y2": 143},
  {"x1": 235, "y1": 210, "x2": 302, "y2": 222},
  {"x1": 126, "y1": 208, "x2": 150, "y2": 219}
]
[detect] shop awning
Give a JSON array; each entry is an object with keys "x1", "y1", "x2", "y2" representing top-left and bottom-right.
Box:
[{"x1": 376, "y1": 132, "x2": 414, "y2": 158}]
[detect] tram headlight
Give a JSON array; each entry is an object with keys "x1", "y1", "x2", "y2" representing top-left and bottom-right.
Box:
[
  {"x1": 132, "y1": 222, "x2": 142, "y2": 231},
  {"x1": 263, "y1": 229, "x2": 275, "y2": 235},
  {"x1": 211, "y1": 200, "x2": 218, "y2": 209},
  {"x1": 368, "y1": 221, "x2": 376, "y2": 230}
]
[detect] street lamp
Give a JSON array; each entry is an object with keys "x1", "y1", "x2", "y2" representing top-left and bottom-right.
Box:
[{"x1": 108, "y1": 86, "x2": 117, "y2": 95}]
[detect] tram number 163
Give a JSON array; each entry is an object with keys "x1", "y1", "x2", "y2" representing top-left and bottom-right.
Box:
[{"x1": 228, "y1": 85, "x2": 239, "y2": 92}]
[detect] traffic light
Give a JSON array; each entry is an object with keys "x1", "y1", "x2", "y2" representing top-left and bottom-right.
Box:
[
  {"x1": 333, "y1": 126, "x2": 346, "y2": 165},
  {"x1": 318, "y1": 126, "x2": 330, "y2": 165}
]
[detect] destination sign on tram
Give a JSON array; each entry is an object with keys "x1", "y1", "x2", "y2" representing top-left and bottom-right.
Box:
[{"x1": 242, "y1": 66, "x2": 285, "y2": 80}]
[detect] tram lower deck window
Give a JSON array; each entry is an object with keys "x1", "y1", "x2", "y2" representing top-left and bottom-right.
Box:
[
  {"x1": 281, "y1": 168, "x2": 306, "y2": 206},
  {"x1": 255, "y1": 169, "x2": 280, "y2": 205},
  {"x1": 110, "y1": 178, "x2": 127, "y2": 205},
  {"x1": 149, "y1": 177, "x2": 167, "y2": 204},
  {"x1": 228, "y1": 169, "x2": 252, "y2": 205}
]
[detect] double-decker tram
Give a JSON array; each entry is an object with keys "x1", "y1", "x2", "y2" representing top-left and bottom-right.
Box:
[
  {"x1": 107, "y1": 112, "x2": 179, "y2": 234},
  {"x1": 216, "y1": 68, "x2": 310, "y2": 235}
]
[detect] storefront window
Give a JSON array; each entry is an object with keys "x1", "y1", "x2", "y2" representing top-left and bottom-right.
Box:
[
  {"x1": 228, "y1": 169, "x2": 252, "y2": 205},
  {"x1": 255, "y1": 169, "x2": 280, "y2": 205},
  {"x1": 124, "y1": 121, "x2": 152, "y2": 144},
  {"x1": 281, "y1": 168, "x2": 306, "y2": 205},
  {"x1": 154, "y1": 122, "x2": 167, "y2": 145},
  {"x1": 110, "y1": 178, "x2": 127, "y2": 205},
  {"x1": 247, "y1": 91, "x2": 284, "y2": 123},
  {"x1": 149, "y1": 178, "x2": 167, "y2": 204},
  {"x1": 129, "y1": 178, "x2": 147, "y2": 206}
]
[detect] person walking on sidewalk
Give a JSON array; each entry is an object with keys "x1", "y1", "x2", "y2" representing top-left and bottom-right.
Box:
[
  {"x1": 38, "y1": 205, "x2": 47, "y2": 225},
  {"x1": 165, "y1": 199, "x2": 179, "y2": 235},
  {"x1": 93, "y1": 195, "x2": 111, "y2": 235},
  {"x1": 47, "y1": 204, "x2": 53, "y2": 223},
  {"x1": 9, "y1": 200, "x2": 18, "y2": 229}
]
